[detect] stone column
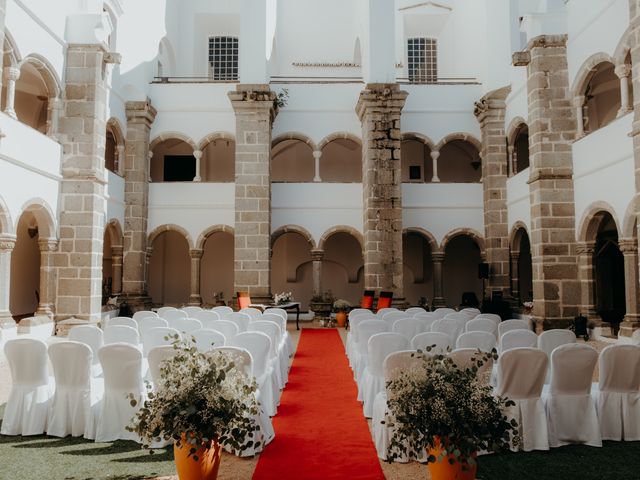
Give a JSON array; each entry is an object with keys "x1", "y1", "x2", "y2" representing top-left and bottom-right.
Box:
[
  {"x1": 46, "y1": 97, "x2": 63, "y2": 139},
  {"x1": 311, "y1": 248, "x2": 324, "y2": 297},
  {"x1": 55, "y1": 45, "x2": 109, "y2": 322},
  {"x1": 356, "y1": 84, "x2": 408, "y2": 301},
  {"x1": 312, "y1": 150, "x2": 322, "y2": 182},
  {"x1": 36, "y1": 239, "x2": 58, "y2": 318},
  {"x1": 111, "y1": 245, "x2": 123, "y2": 295},
  {"x1": 228, "y1": 85, "x2": 277, "y2": 305},
  {"x1": 189, "y1": 249, "x2": 203, "y2": 306},
  {"x1": 573, "y1": 96, "x2": 585, "y2": 139},
  {"x1": 616, "y1": 64, "x2": 632, "y2": 117},
  {"x1": 144, "y1": 246, "x2": 153, "y2": 289},
  {"x1": 431, "y1": 252, "x2": 446, "y2": 308},
  {"x1": 0, "y1": 0, "x2": 7, "y2": 94},
  {"x1": 629, "y1": 1, "x2": 640, "y2": 336},
  {"x1": 116, "y1": 144, "x2": 125, "y2": 176},
  {"x1": 193, "y1": 149, "x2": 203, "y2": 182},
  {"x1": 507, "y1": 145, "x2": 515, "y2": 177},
  {"x1": 516, "y1": 36, "x2": 579, "y2": 329},
  {"x1": 122, "y1": 100, "x2": 156, "y2": 308},
  {"x1": 619, "y1": 239, "x2": 640, "y2": 336},
  {"x1": 0, "y1": 234, "x2": 15, "y2": 325},
  {"x1": 576, "y1": 241, "x2": 598, "y2": 321},
  {"x1": 475, "y1": 86, "x2": 511, "y2": 300},
  {"x1": 510, "y1": 251, "x2": 520, "y2": 301},
  {"x1": 3, "y1": 66, "x2": 20, "y2": 119},
  {"x1": 430, "y1": 150, "x2": 440, "y2": 183}
]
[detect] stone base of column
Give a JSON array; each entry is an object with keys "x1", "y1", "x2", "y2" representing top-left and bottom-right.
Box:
[
  {"x1": 0, "y1": 310, "x2": 15, "y2": 327},
  {"x1": 35, "y1": 305, "x2": 54, "y2": 319},
  {"x1": 431, "y1": 297, "x2": 446, "y2": 309},
  {"x1": 188, "y1": 296, "x2": 202, "y2": 307},
  {"x1": 618, "y1": 316, "x2": 640, "y2": 338},
  {"x1": 532, "y1": 316, "x2": 574, "y2": 331},
  {"x1": 55, "y1": 317, "x2": 95, "y2": 337},
  {"x1": 391, "y1": 297, "x2": 409, "y2": 310},
  {"x1": 118, "y1": 293, "x2": 154, "y2": 313}
]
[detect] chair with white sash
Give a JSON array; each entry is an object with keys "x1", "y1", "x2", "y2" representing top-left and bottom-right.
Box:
[
  {"x1": 404, "y1": 307, "x2": 426, "y2": 316},
  {"x1": 391, "y1": 318, "x2": 425, "y2": 342},
  {"x1": 353, "y1": 320, "x2": 388, "y2": 383},
  {"x1": 431, "y1": 318, "x2": 465, "y2": 346},
  {"x1": 211, "y1": 306, "x2": 233, "y2": 316},
  {"x1": 500, "y1": 329, "x2": 537, "y2": 353},
  {"x1": 456, "y1": 331, "x2": 496, "y2": 352},
  {"x1": 208, "y1": 320, "x2": 240, "y2": 344},
  {"x1": 191, "y1": 310, "x2": 221, "y2": 329},
  {"x1": 465, "y1": 318, "x2": 498, "y2": 338},
  {"x1": 432, "y1": 308, "x2": 455, "y2": 319},
  {"x1": 133, "y1": 310, "x2": 158, "y2": 322},
  {"x1": 104, "y1": 317, "x2": 137, "y2": 330},
  {"x1": 142, "y1": 326, "x2": 181, "y2": 357},
  {"x1": 249, "y1": 320, "x2": 285, "y2": 389},
  {"x1": 182, "y1": 306, "x2": 203, "y2": 316},
  {"x1": 103, "y1": 325, "x2": 140, "y2": 346},
  {"x1": 498, "y1": 319, "x2": 530, "y2": 338},
  {"x1": 223, "y1": 312, "x2": 252, "y2": 333},
  {"x1": 192, "y1": 329, "x2": 226, "y2": 352},
  {"x1": 411, "y1": 332, "x2": 451, "y2": 354},
  {"x1": 169, "y1": 317, "x2": 203, "y2": 335},
  {"x1": 240, "y1": 307, "x2": 263, "y2": 320},
  {"x1": 139, "y1": 316, "x2": 169, "y2": 336},
  {"x1": 68, "y1": 325, "x2": 104, "y2": 377}
]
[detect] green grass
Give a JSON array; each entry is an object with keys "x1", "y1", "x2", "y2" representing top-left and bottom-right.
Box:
[
  {"x1": 477, "y1": 441, "x2": 640, "y2": 480},
  {"x1": 0, "y1": 404, "x2": 176, "y2": 480}
]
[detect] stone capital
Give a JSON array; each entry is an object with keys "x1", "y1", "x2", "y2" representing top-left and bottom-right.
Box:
[
  {"x1": 473, "y1": 85, "x2": 510, "y2": 124},
  {"x1": 125, "y1": 99, "x2": 157, "y2": 127},
  {"x1": 618, "y1": 239, "x2": 637, "y2": 254},
  {"x1": 355, "y1": 83, "x2": 408, "y2": 121},
  {"x1": 193, "y1": 150, "x2": 203, "y2": 160},
  {"x1": 4, "y1": 66, "x2": 19, "y2": 82},
  {"x1": 310, "y1": 248, "x2": 325, "y2": 261},
  {"x1": 189, "y1": 249, "x2": 204, "y2": 260},
  {"x1": 146, "y1": 246, "x2": 154, "y2": 258},
  {"x1": 511, "y1": 252, "x2": 520, "y2": 261},
  {"x1": 615, "y1": 64, "x2": 631, "y2": 79},
  {"x1": 525, "y1": 34, "x2": 568, "y2": 51},
  {"x1": 572, "y1": 96, "x2": 586, "y2": 108},
  {"x1": 312, "y1": 150, "x2": 322, "y2": 160},
  {"x1": 38, "y1": 238, "x2": 59, "y2": 253},
  {"x1": 111, "y1": 245, "x2": 124, "y2": 257},
  {"x1": 430, "y1": 150, "x2": 440, "y2": 160},
  {"x1": 512, "y1": 50, "x2": 531, "y2": 67},
  {"x1": 0, "y1": 234, "x2": 16, "y2": 252},
  {"x1": 431, "y1": 252, "x2": 445, "y2": 263},
  {"x1": 576, "y1": 241, "x2": 596, "y2": 255},
  {"x1": 228, "y1": 84, "x2": 277, "y2": 122}
]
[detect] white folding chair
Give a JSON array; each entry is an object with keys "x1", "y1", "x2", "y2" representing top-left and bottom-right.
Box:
[
  {"x1": 411, "y1": 331, "x2": 451, "y2": 354},
  {"x1": 466, "y1": 318, "x2": 498, "y2": 338},
  {"x1": 593, "y1": 344, "x2": 640, "y2": 441},
  {"x1": 104, "y1": 316, "x2": 137, "y2": 330},
  {"x1": 192, "y1": 329, "x2": 226, "y2": 352},
  {"x1": 138, "y1": 316, "x2": 169, "y2": 336},
  {"x1": 182, "y1": 306, "x2": 203, "y2": 316},
  {"x1": 359, "y1": 333, "x2": 409, "y2": 418},
  {"x1": 498, "y1": 319, "x2": 530, "y2": 338},
  {"x1": 431, "y1": 318, "x2": 465, "y2": 346},
  {"x1": 404, "y1": 307, "x2": 426, "y2": 316},
  {"x1": 432, "y1": 307, "x2": 455, "y2": 319},
  {"x1": 211, "y1": 305, "x2": 233, "y2": 316},
  {"x1": 190, "y1": 310, "x2": 221, "y2": 329},
  {"x1": 91, "y1": 344, "x2": 145, "y2": 442},
  {"x1": 233, "y1": 331, "x2": 279, "y2": 417},
  {"x1": 456, "y1": 331, "x2": 496, "y2": 352},
  {"x1": 208, "y1": 320, "x2": 240, "y2": 344},
  {"x1": 103, "y1": 325, "x2": 140, "y2": 346},
  {"x1": 159, "y1": 309, "x2": 188, "y2": 322},
  {"x1": 495, "y1": 348, "x2": 549, "y2": 451},
  {"x1": 1, "y1": 339, "x2": 53, "y2": 436},
  {"x1": 47, "y1": 341, "x2": 100, "y2": 438},
  {"x1": 132, "y1": 310, "x2": 158, "y2": 322},
  {"x1": 249, "y1": 320, "x2": 285, "y2": 388},
  {"x1": 142, "y1": 326, "x2": 181, "y2": 357},
  {"x1": 147, "y1": 345, "x2": 178, "y2": 387},
  {"x1": 444, "y1": 312, "x2": 470, "y2": 323},
  {"x1": 69, "y1": 325, "x2": 104, "y2": 377},
  {"x1": 354, "y1": 320, "x2": 388, "y2": 383},
  {"x1": 391, "y1": 318, "x2": 425, "y2": 341},
  {"x1": 240, "y1": 307, "x2": 263, "y2": 320},
  {"x1": 376, "y1": 307, "x2": 398, "y2": 318},
  {"x1": 543, "y1": 343, "x2": 600, "y2": 447},
  {"x1": 169, "y1": 317, "x2": 203, "y2": 335},
  {"x1": 500, "y1": 329, "x2": 537, "y2": 353},
  {"x1": 223, "y1": 312, "x2": 252, "y2": 332}
]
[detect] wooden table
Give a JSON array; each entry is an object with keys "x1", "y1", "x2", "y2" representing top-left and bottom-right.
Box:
[{"x1": 250, "y1": 301, "x2": 302, "y2": 330}]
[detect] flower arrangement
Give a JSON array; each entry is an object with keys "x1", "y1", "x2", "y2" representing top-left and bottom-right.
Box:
[
  {"x1": 274, "y1": 292, "x2": 292, "y2": 304},
  {"x1": 127, "y1": 336, "x2": 261, "y2": 457},
  {"x1": 385, "y1": 350, "x2": 518, "y2": 468},
  {"x1": 332, "y1": 299, "x2": 351, "y2": 312}
]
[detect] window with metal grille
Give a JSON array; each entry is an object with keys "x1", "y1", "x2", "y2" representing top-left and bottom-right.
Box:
[
  {"x1": 208, "y1": 36, "x2": 239, "y2": 81},
  {"x1": 407, "y1": 37, "x2": 437, "y2": 84}
]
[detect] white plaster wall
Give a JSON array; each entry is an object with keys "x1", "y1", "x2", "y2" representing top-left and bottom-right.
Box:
[
  {"x1": 506, "y1": 168, "x2": 531, "y2": 233},
  {"x1": 402, "y1": 183, "x2": 484, "y2": 247},
  {"x1": 505, "y1": 67, "x2": 529, "y2": 129},
  {"x1": 105, "y1": 170, "x2": 125, "y2": 230},
  {"x1": 272, "y1": 183, "x2": 363, "y2": 245},
  {"x1": 148, "y1": 183, "x2": 235, "y2": 245},
  {"x1": 572, "y1": 113, "x2": 635, "y2": 237}
]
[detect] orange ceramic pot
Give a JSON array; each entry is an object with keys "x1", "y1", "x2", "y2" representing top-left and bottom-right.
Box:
[
  {"x1": 174, "y1": 435, "x2": 222, "y2": 480},
  {"x1": 336, "y1": 311, "x2": 347, "y2": 328},
  {"x1": 427, "y1": 438, "x2": 477, "y2": 480}
]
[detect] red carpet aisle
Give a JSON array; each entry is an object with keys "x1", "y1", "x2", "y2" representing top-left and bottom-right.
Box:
[{"x1": 253, "y1": 329, "x2": 385, "y2": 480}]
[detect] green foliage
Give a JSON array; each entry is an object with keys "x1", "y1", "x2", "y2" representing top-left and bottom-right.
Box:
[
  {"x1": 332, "y1": 299, "x2": 351, "y2": 312},
  {"x1": 274, "y1": 88, "x2": 289, "y2": 109},
  {"x1": 385, "y1": 349, "x2": 519, "y2": 465}
]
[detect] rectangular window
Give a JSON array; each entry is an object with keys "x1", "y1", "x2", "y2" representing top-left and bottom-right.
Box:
[
  {"x1": 163, "y1": 155, "x2": 196, "y2": 182},
  {"x1": 407, "y1": 37, "x2": 437, "y2": 84},
  {"x1": 208, "y1": 36, "x2": 239, "y2": 81}
]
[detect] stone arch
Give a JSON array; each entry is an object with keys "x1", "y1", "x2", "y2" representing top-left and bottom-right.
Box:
[
  {"x1": 3, "y1": 30, "x2": 21, "y2": 67},
  {"x1": 18, "y1": 54, "x2": 62, "y2": 99},
  {"x1": 317, "y1": 132, "x2": 362, "y2": 151},
  {"x1": 149, "y1": 132, "x2": 197, "y2": 151},
  {"x1": 509, "y1": 221, "x2": 530, "y2": 252},
  {"x1": 440, "y1": 228, "x2": 485, "y2": 254},
  {"x1": 577, "y1": 201, "x2": 622, "y2": 243},
  {"x1": 435, "y1": 132, "x2": 482, "y2": 152},
  {"x1": 402, "y1": 227, "x2": 440, "y2": 253},
  {"x1": 105, "y1": 219, "x2": 123, "y2": 247},
  {"x1": 272, "y1": 132, "x2": 317, "y2": 151},
  {"x1": 106, "y1": 117, "x2": 125, "y2": 146},
  {"x1": 0, "y1": 194, "x2": 14, "y2": 235},
  {"x1": 613, "y1": 27, "x2": 632, "y2": 67},
  {"x1": 622, "y1": 199, "x2": 638, "y2": 239},
  {"x1": 197, "y1": 132, "x2": 236, "y2": 151},
  {"x1": 148, "y1": 224, "x2": 194, "y2": 250},
  {"x1": 401, "y1": 132, "x2": 436, "y2": 150},
  {"x1": 318, "y1": 225, "x2": 364, "y2": 251},
  {"x1": 506, "y1": 117, "x2": 528, "y2": 146},
  {"x1": 19, "y1": 198, "x2": 56, "y2": 240},
  {"x1": 271, "y1": 224, "x2": 316, "y2": 250},
  {"x1": 195, "y1": 224, "x2": 235, "y2": 250},
  {"x1": 571, "y1": 52, "x2": 616, "y2": 99}
]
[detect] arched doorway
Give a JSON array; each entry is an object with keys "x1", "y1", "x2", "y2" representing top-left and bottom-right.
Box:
[
  {"x1": 199, "y1": 135, "x2": 235, "y2": 182},
  {"x1": 150, "y1": 137, "x2": 196, "y2": 182},
  {"x1": 442, "y1": 233, "x2": 483, "y2": 308},
  {"x1": 401, "y1": 138, "x2": 433, "y2": 183},
  {"x1": 319, "y1": 137, "x2": 362, "y2": 182},
  {"x1": 583, "y1": 62, "x2": 621, "y2": 133},
  {"x1": 510, "y1": 226, "x2": 533, "y2": 305},
  {"x1": 200, "y1": 229, "x2": 234, "y2": 306},
  {"x1": 437, "y1": 139, "x2": 482, "y2": 183},
  {"x1": 403, "y1": 230, "x2": 434, "y2": 306},
  {"x1": 148, "y1": 229, "x2": 191, "y2": 306},
  {"x1": 105, "y1": 120, "x2": 125, "y2": 175},
  {"x1": 271, "y1": 139, "x2": 315, "y2": 182},
  {"x1": 10, "y1": 211, "x2": 40, "y2": 319},
  {"x1": 512, "y1": 124, "x2": 530, "y2": 175},
  {"x1": 271, "y1": 229, "x2": 314, "y2": 309},
  {"x1": 320, "y1": 230, "x2": 363, "y2": 305},
  {"x1": 102, "y1": 221, "x2": 123, "y2": 305}
]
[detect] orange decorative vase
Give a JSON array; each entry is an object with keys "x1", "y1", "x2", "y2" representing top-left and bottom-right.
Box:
[
  {"x1": 174, "y1": 435, "x2": 222, "y2": 480},
  {"x1": 336, "y1": 311, "x2": 347, "y2": 328},
  {"x1": 427, "y1": 438, "x2": 477, "y2": 480}
]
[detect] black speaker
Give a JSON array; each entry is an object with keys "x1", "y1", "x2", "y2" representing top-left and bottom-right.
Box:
[{"x1": 478, "y1": 262, "x2": 489, "y2": 279}]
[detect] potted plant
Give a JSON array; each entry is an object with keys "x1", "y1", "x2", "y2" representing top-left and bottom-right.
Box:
[
  {"x1": 385, "y1": 350, "x2": 518, "y2": 480},
  {"x1": 332, "y1": 299, "x2": 351, "y2": 328},
  {"x1": 127, "y1": 337, "x2": 261, "y2": 480},
  {"x1": 309, "y1": 290, "x2": 334, "y2": 319}
]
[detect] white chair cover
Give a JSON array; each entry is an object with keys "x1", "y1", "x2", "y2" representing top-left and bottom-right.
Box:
[
  {"x1": 411, "y1": 332, "x2": 451, "y2": 354},
  {"x1": 240, "y1": 307, "x2": 263, "y2": 320},
  {"x1": 460, "y1": 307, "x2": 481, "y2": 317},
  {"x1": 444, "y1": 312, "x2": 470, "y2": 323},
  {"x1": 68, "y1": 325, "x2": 104, "y2": 376},
  {"x1": 498, "y1": 319, "x2": 530, "y2": 338},
  {"x1": 223, "y1": 312, "x2": 252, "y2": 332},
  {"x1": 264, "y1": 308, "x2": 292, "y2": 355},
  {"x1": 593, "y1": 344, "x2": 640, "y2": 441},
  {"x1": 405, "y1": 307, "x2": 426, "y2": 316},
  {"x1": 414, "y1": 314, "x2": 437, "y2": 332},
  {"x1": 191, "y1": 310, "x2": 221, "y2": 329},
  {"x1": 475, "y1": 313, "x2": 501, "y2": 325},
  {"x1": 258, "y1": 315, "x2": 290, "y2": 381},
  {"x1": 249, "y1": 320, "x2": 285, "y2": 389},
  {"x1": 466, "y1": 318, "x2": 498, "y2": 338},
  {"x1": 169, "y1": 317, "x2": 203, "y2": 335},
  {"x1": 132, "y1": 310, "x2": 158, "y2": 321},
  {"x1": 456, "y1": 331, "x2": 496, "y2": 352},
  {"x1": 432, "y1": 308, "x2": 455, "y2": 319},
  {"x1": 381, "y1": 311, "x2": 409, "y2": 324},
  {"x1": 182, "y1": 306, "x2": 203, "y2": 316},
  {"x1": 47, "y1": 341, "x2": 101, "y2": 438},
  {"x1": 376, "y1": 307, "x2": 399, "y2": 318},
  {"x1": 414, "y1": 312, "x2": 437, "y2": 320},
  {"x1": 103, "y1": 325, "x2": 140, "y2": 346},
  {"x1": 495, "y1": 348, "x2": 549, "y2": 451},
  {"x1": 160, "y1": 309, "x2": 188, "y2": 321},
  {"x1": 211, "y1": 305, "x2": 233, "y2": 315},
  {"x1": 500, "y1": 329, "x2": 537, "y2": 353},
  {"x1": 91, "y1": 344, "x2": 145, "y2": 442},
  {"x1": 359, "y1": 333, "x2": 408, "y2": 417},
  {"x1": 192, "y1": 328, "x2": 226, "y2": 352},
  {"x1": 1, "y1": 338, "x2": 53, "y2": 435},
  {"x1": 214, "y1": 346, "x2": 253, "y2": 376},
  {"x1": 208, "y1": 320, "x2": 240, "y2": 344},
  {"x1": 354, "y1": 320, "x2": 388, "y2": 383},
  {"x1": 543, "y1": 343, "x2": 600, "y2": 447},
  {"x1": 138, "y1": 316, "x2": 168, "y2": 336},
  {"x1": 105, "y1": 317, "x2": 138, "y2": 329},
  {"x1": 431, "y1": 318, "x2": 464, "y2": 345},
  {"x1": 449, "y1": 348, "x2": 493, "y2": 380},
  {"x1": 142, "y1": 326, "x2": 181, "y2": 357},
  {"x1": 391, "y1": 318, "x2": 425, "y2": 341},
  {"x1": 538, "y1": 329, "x2": 576, "y2": 357},
  {"x1": 372, "y1": 350, "x2": 427, "y2": 462},
  {"x1": 347, "y1": 315, "x2": 374, "y2": 367},
  {"x1": 147, "y1": 345, "x2": 178, "y2": 387},
  {"x1": 349, "y1": 308, "x2": 373, "y2": 319}
]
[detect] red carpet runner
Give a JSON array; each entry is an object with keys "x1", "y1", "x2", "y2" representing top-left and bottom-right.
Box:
[{"x1": 253, "y1": 329, "x2": 385, "y2": 480}]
